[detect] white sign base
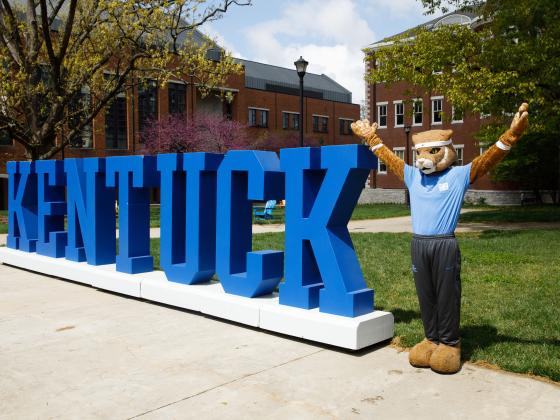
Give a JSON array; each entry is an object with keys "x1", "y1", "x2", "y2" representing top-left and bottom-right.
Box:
[{"x1": 0, "y1": 247, "x2": 394, "y2": 350}]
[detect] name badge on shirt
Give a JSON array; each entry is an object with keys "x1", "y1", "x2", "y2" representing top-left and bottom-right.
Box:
[{"x1": 438, "y1": 182, "x2": 449, "y2": 192}]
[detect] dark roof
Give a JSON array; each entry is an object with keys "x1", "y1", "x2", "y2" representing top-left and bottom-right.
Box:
[
  {"x1": 368, "y1": 9, "x2": 480, "y2": 48},
  {"x1": 237, "y1": 59, "x2": 353, "y2": 104}
]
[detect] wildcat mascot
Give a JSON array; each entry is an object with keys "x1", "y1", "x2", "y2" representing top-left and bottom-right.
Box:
[{"x1": 352, "y1": 103, "x2": 529, "y2": 374}]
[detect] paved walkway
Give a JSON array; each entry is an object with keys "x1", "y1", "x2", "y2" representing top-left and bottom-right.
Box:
[
  {"x1": 2, "y1": 216, "x2": 559, "y2": 246},
  {"x1": 0, "y1": 264, "x2": 558, "y2": 419}
]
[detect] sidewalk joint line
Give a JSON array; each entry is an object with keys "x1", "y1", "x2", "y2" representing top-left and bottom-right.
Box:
[{"x1": 126, "y1": 348, "x2": 325, "y2": 419}]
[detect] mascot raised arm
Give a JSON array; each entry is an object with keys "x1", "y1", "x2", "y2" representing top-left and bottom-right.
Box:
[{"x1": 352, "y1": 103, "x2": 529, "y2": 374}]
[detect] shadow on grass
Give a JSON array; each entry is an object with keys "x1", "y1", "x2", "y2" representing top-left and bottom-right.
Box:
[
  {"x1": 389, "y1": 308, "x2": 420, "y2": 324},
  {"x1": 461, "y1": 324, "x2": 560, "y2": 361},
  {"x1": 477, "y1": 229, "x2": 531, "y2": 239}
]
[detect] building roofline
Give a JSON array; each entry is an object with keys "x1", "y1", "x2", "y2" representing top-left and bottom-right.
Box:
[{"x1": 364, "y1": 7, "x2": 480, "y2": 50}]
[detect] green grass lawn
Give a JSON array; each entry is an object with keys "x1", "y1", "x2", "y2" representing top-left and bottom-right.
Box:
[
  {"x1": 148, "y1": 229, "x2": 560, "y2": 381},
  {"x1": 459, "y1": 205, "x2": 560, "y2": 223},
  {"x1": 251, "y1": 203, "x2": 411, "y2": 225},
  {"x1": 143, "y1": 203, "x2": 410, "y2": 226}
]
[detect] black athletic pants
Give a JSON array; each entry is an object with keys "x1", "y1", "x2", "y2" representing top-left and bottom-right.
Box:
[{"x1": 411, "y1": 234, "x2": 461, "y2": 346}]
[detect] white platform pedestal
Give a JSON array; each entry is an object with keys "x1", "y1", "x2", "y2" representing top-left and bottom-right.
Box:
[{"x1": 0, "y1": 247, "x2": 394, "y2": 350}]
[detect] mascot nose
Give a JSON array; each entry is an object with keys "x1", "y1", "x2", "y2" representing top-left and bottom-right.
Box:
[{"x1": 416, "y1": 158, "x2": 433, "y2": 169}]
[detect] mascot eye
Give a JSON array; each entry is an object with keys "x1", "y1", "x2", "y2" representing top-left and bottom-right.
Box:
[{"x1": 430, "y1": 148, "x2": 441, "y2": 154}]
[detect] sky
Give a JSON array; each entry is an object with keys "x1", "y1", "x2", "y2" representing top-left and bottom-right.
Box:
[{"x1": 203, "y1": 0, "x2": 443, "y2": 106}]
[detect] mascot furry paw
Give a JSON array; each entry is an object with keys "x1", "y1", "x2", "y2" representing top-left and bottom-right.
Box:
[{"x1": 352, "y1": 103, "x2": 529, "y2": 374}]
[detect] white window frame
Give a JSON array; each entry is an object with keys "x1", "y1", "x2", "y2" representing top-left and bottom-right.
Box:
[
  {"x1": 431, "y1": 96, "x2": 443, "y2": 125},
  {"x1": 451, "y1": 105, "x2": 464, "y2": 124},
  {"x1": 376, "y1": 101, "x2": 388, "y2": 129},
  {"x1": 377, "y1": 158, "x2": 387, "y2": 174},
  {"x1": 282, "y1": 110, "x2": 300, "y2": 130},
  {"x1": 338, "y1": 117, "x2": 354, "y2": 135},
  {"x1": 454, "y1": 144, "x2": 464, "y2": 166},
  {"x1": 248, "y1": 107, "x2": 269, "y2": 128},
  {"x1": 393, "y1": 146, "x2": 405, "y2": 162},
  {"x1": 394, "y1": 100, "x2": 404, "y2": 128},
  {"x1": 413, "y1": 98, "x2": 423, "y2": 127},
  {"x1": 312, "y1": 114, "x2": 329, "y2": 133}
]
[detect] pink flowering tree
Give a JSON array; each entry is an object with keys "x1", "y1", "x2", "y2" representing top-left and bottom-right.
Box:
[{"x1": 142, "y1": 113, "x2": 254, "y2": 154}]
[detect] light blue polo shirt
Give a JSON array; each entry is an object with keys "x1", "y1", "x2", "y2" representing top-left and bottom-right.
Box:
[{"x1": 404, "y1": 163, "x2": 472, "y2": 235}]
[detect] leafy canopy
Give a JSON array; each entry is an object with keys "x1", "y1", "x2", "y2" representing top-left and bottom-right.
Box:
[
  {"x1": 0, "y1": 0, "x2": 250, "y2": 160},
  {"x1": 365, "y1": 0, "x2": 560, "y2": 191}
]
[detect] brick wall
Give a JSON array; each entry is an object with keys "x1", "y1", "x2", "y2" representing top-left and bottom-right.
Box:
[{"x1": 367, "y1": 80, "x2": 521, "y2": 192}]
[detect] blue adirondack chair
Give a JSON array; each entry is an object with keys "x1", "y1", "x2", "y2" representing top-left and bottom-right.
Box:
[{"x1": 253, "y1": 200, "x2": 277, "y2": 220}]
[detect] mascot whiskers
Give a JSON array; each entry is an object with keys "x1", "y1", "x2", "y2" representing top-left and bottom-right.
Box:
[{"x1": 352, "y1": 103, "x2": 529, "y2": 374}]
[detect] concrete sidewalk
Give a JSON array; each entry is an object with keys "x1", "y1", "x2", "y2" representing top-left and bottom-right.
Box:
[{"x1": 1, "y1": 264, "x2": 558, "y2": 419}]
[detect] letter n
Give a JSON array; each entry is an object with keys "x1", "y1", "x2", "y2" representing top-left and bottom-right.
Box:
[{"x1": 64, "y1": 158, "x2": 116, "y2": 265}]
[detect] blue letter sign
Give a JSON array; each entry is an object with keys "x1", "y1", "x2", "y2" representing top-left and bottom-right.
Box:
[
  {"x1": 36, "y1": 160, "x2": 67, "y2": 258},
  {"x1": 5, "y1": 145, "x2": 379, "y2": 319},
  {"x1": 65, "y1": 158, "x2": 116, "y2": 265},
  {"x1": 216, "y1": 150, "x2": 284, "y2": 298},
  {"x1": 7, "y1": 161, "x2": 38, "y2": 252},
  {"x1": 158, "y1": 152, "x2": 223, "y2": 284},
  {"x1": 106, "y1": 155, "x2": 158, "y2": 274},
  {"x1": 279, "y1": 145, "x2": 377, "y2": 317}
]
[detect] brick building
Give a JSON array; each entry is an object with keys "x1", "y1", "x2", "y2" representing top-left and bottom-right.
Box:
[
  {"x1": 361, "y1": 11, "x2": 524, "y2": 205},
  {"x1": 0, "y1": 50, "x2": 360, "y2": 209}
]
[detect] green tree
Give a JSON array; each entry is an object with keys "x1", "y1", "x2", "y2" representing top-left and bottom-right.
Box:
[
  {"x1": 365, "y1": 0, "x2": 560, "y2": 201},
  {"x1": 0, "y1": 0, "x2": 250, "y2": 160}
]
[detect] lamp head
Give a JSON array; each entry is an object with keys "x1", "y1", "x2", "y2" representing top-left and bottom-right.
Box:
[{"x1": 294, "y1": 56, "x2": 309, "y2": 77}]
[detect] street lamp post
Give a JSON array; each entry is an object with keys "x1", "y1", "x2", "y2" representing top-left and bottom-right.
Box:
[
  {"x1": 294, "y1": 56, "x2": 308, "y2": 147},
  {"x1": 404, "y1": 125, "x2": 412, "y2": 206}
]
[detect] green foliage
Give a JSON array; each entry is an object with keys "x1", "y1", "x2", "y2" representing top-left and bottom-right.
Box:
[
  {"x1": 0, "y1": 0, "x2": 250, "y2": 160},
  {"x1": 459, "y1": 205, "x2": 560, "y2": 223},
  {"x1": 366, "y1": 0, "x2": 560, "y2": 192}
]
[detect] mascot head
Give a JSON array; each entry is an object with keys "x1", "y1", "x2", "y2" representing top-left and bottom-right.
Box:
[{"x1": 413, "y1": 129, "x2": 457, "y2": 174}]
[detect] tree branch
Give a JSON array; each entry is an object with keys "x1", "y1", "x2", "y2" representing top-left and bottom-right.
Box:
[
  {"x1": 39, "y1": 0, "x2": 58, "y2": 75},
  {"x1": 58, "y1": 0, "x2": 77, "y2": 61}
]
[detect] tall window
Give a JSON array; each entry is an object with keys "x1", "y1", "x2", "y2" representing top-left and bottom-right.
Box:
[
  {"x1": 248, "y1": 108, "x2": 268, "y2": 128},
  {"x1": 393, "y1": 147, "x2": 405, "y2": 161},
  {"x1": 452, "y1": 105, "x2": 464, "y2": 123},
  {"x1": 378, "y1": 158, "x2": 387, "y2": 174},
  {"x1": 455, "y1": 145, "x2": 464, "y2": 165},
  {"x1": 260, "y1": 109, "x2": 268, "y2": 128},
  {"x1": 105, "y1": 94, "x2": 127, "y2": 149},
  {"x1": 168, "y1": 82, "x2": 186, "y2": 115},
  {"x1": 0, "y1": 129, "x2": 12, "y2": 146},
  {"x1": 313, "y1": 115, "x2": 328, "y2": 133},
  {"x1": 248, "y1": 108, "x2": 257, "y2": 126},
  {"x1": 292, "y1": 113, "x2": 299, "y2": 130},
  {"x1": 138, "y1": 79, "x2": 158, "y2": 132},
  {"x1": 339, "y1": 118, "x2": 353, "y2": 135},
  {"x1": 394, "y1": 101, "x2": 404, "y2": 127},
  {"x1": 431, "y1": 97, "x2": 443, "y2": 125},
  {"x1": 282, "y1": 111, "x2": 299, "y2": 130},
  {"x1": 377, "y1": 102, "x2": 387, "y2": 128},
  {"x1": 413, "y1": 99, "x2": 423, "y2": 126},
  {"x1": 69, "y1": 87, "x2": 93, "y2": 148}
]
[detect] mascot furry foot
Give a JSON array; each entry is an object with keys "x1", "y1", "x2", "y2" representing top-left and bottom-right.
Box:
[
  {"x1": 409, "y1": 339, "x2": 438, "y2": 368},
  {"x1": 430, "y1": 343, "x2": 461, "y2": 374}
]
